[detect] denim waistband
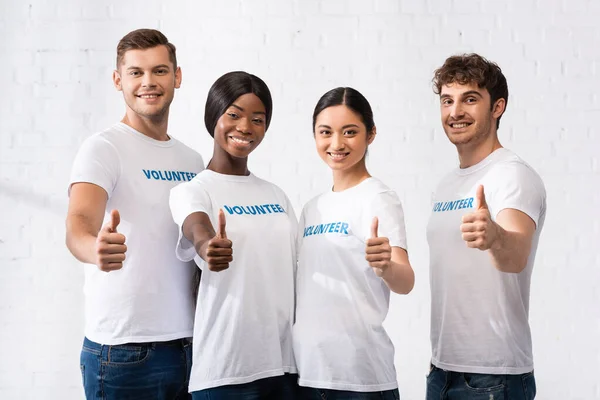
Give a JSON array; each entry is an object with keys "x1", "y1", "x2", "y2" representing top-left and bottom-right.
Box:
[{"x1": 83, "y1": 336, "x2": 192, "y2": 350}]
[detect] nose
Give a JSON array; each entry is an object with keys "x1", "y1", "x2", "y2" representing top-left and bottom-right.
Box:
[
  {"x1": 236, "y1": 117, "x2": 251, "y2": 134},
  {"x1": 141, "y1": 73, "x2": 157, "y2": 88},
  {"x1": 450, "y1": 102, "x2": 465, "y2": 119},
  {"x1": 331, "y1": 132, "x2": 344, "y2": 150}
]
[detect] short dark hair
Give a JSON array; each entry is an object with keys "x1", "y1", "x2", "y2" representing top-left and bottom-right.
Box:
[
  {"x1": 204, "y1": 71, "x2": 273, "y2": 137},
  {"x1": 433, "y1": 53, "x2": 508, "y2": 128},
  {"x1": 116, "y1": 29, "x2": 177, "y2": 70},
  {"x1": 312, "y1": 87, "x2": 375, "y2": 133}
]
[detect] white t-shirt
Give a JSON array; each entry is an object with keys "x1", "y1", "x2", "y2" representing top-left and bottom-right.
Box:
[
  {"x1": 69, "y1": 122, "x2": 204, "y2": 345},
  {"x1": 169, "y1": 169, "x2": 297, "y2": 392},
  {"x1": 294, "y1": 177, "x2": 407, "y2": 392},
  {"x1": 427, "y1": 148, "x2": 546, "y2": 374}
]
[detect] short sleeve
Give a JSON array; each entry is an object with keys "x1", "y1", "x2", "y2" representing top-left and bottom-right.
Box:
[
  {"x1": 169, "y1": 180, "x2": 213, "y2": 262},
  {"x1": 366, "y1": 191, "x2": 408, "y2": 250},
  {"x1": 488, "y1": 162, "x2": 546, "y2": 228},
  {"x1": 282, "y1": 194, "x2": 298, "y2": 267},
  {"x1": 69, "y1": 134, "x2": 120, "y2": 197}
]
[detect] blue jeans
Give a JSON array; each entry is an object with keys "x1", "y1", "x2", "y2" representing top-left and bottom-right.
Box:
[
  {"x1": 426, "y1": 364, "x2": 536, "y2": 400},
  {"x1": 299, "y1": 387, "x2": 400, "y2": 400},
  {"x1": 80, "y1": 336, "x2": 193, "y2": 399},
  {"x1": 191, "y1": 373, "x2": 299, "y2": 399}
]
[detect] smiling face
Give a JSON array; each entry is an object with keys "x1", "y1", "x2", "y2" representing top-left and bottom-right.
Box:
[
  {"x1": 113, "y1": 45, "x2": 181, "y2": 121},
  {"x1": 439, "y1": 81, "x2": 505, "y2": 147},
  {"x1": 314, "y1": 105, "x2": 375, "y2": 173},
  {"x1": 213, "y1": 93, "x2": 267, "y2": 159}
]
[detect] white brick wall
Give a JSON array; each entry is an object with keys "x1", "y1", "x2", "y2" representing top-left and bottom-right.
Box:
[{"x1": 1, "y1": 0, "x2": 599, "y2": 398}]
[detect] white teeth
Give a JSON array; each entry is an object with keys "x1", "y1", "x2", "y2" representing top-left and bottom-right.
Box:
[
  {"x1": 452, "y1": 123, "x2": 469, "y2": 128},
  {"x1": 329, "y1": 153, "x2": 347, "y2": 159},
  {"x1": 140, "y1": 95, "x2": 158, "y2": 98},
  {"x1": 230, "y1": 137, "x2": 251, "y2": 144}
]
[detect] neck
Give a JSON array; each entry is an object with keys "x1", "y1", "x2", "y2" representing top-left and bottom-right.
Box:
[
  {"x1": 207, "y1": 143, "x2": 250, "y2": 176},
  {"x1": 457, "y1": 132, "x2": 502, "y2": 168},
  {"x1": 121, "y1": 109, "x2": 170, "y2": 141},
  {"x1": 332, "y1": 159, "x2": 371, "y2": 192}
]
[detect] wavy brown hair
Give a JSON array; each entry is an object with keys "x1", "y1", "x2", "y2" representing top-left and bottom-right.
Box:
[
  {"x1": 433, "y1": 53, "x2": 508, "y2": 129},
  {"x1": 116, "y1": 29, "x2": 177, "y2": 70}
]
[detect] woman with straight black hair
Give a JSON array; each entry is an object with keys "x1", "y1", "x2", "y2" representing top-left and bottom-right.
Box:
[
  {"x1": 169, "y1": 71, "x2": 298, "y2": 399},
  {"x1": 293, "y1": 87, "x2": 415, "y2": 400}
]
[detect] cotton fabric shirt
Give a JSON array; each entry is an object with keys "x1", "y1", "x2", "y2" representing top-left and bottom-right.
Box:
[
  {"x1": 169, "y1": 169, "x2": 297, "y2": 392},
  {"x1": 69, "y1": 122, "x2": 205, "y2": 345},
  {"x1": 294, "y1": 177, "x2": 407, "y2": 392},
  {"x1": 427, "y1": 148, "x2": 546, "y2": 374}
]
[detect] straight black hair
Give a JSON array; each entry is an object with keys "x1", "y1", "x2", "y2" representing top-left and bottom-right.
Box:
[
  {"x1": 312, "y1": 87, "x2": 375, "y2": 133},
  {"x1": 204, "y1": 71, "x2": 273, "y2": 137}
]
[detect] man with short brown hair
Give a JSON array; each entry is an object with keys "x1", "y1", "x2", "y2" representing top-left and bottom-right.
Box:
[
  {"x1": 426, "y1": 53, "x2": 546, "y2": 399},
  {"x1": 66, "y1": 29, "x2": 204, "y2": 398}
]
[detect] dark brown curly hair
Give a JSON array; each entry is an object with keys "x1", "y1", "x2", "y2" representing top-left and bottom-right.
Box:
[{"x1": 433, "y1": 53, "x2": 508, "y2": 129}]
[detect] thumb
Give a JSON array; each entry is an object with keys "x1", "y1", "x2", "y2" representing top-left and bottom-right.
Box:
[
  {"x1": 370, "y1": 217, "x2": 379, "y2": 239},
  {"x1": 108, "y1": 209, "x2": 120, "y2": 232},
  {"x1": 476, "y1": 185, "x2": 488, "y2": 211},
  {"x1": 217, "y1": 209, "x2": 227, "y2": 239}
]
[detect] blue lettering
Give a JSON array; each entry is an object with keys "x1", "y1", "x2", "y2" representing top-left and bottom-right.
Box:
[
  {"x1": 232, "y1": 206, "x2": 243, "y2": 215},
  {"x1": 467, "y1": 197, "x2": 474, "y2": 208},
  {"x1": 271, "y1": 204, "x2": 280, "y2": 213},
  {"x1": 172, "y1": 171, "x2": 181, "y2": 181},
  {"x1": 276, "y1": 205, "x2": 285, "y2": 213},
  {"x1": 263, "y1": 204, "x2": 273, "y2": 213},
  {"x1": 255, "y1": 205, "x2": 266, "y2": 215},
  {"x1": 302, "y1": 222, "x2": 350, "y2": 236},
  {"x1": 223, "y1": 205, "x2": 234, "y2": 215},
  {"x1": 185, "y1": 172, "x2": 192, "y2": 181},
  {"x1": 151, "y1": 171, "x2": 160, "y2": 180},
  {"x1": 341, "y1": 223, "x2": 349, "y2": 234},
  {"x1": 244, "y1": 206, "x2": 257, "y2": 215},
  {"x1": 165, "y1": 171, "x2": 173, "y2": 181},
  {"x1": 143, "y1": 169, "x2": 151, "y2": 179}
]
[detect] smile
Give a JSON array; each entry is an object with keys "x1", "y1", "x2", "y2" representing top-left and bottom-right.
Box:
[
  {"x1": 327, "y1": 152, "x2": 349, "y2": 160},
  {"x1": 450, "y1": 122, "x2": 472, "y2": 128},
  {"x1": 229, "y1": 136, "x2": 253, "y2": 145},
  {"x1": 137, "y1": 94, "x2": 161, "y2": 99}
]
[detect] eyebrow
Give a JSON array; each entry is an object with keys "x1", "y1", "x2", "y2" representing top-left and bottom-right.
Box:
[
  {"x1": 126, "y1": 64, "x2": 171, "y2": 71},
  {"x1": 230, "y1": 104, "x2": 266, "y2": 115},
  {"x1": 440, "y1": 90, "x2": 483, "y2": 99},
  {"x1": 317, "y1": 124, "x2": 360, "y2": 129}
]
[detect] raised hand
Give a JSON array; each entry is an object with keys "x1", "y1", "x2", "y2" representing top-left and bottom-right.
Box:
[
  {"x1": 365, "y1": 217, "x2": 392, "y2": 277},
  {"x1": 460, "y1": 185, "x2": 499, "y2": 250},
  {"x1": 96, "y1": 209, "x2": 127, "y2": 272},
  {"x1": 204, "y1": 209, "x2": 233, "y2": 272}
]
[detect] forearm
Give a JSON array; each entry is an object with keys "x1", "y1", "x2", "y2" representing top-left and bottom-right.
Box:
[
  {"x1": 183, "y1": 217, "x2": 215, "y2": 260},
  {"x1": 65, "y1": 215, "x2": 99, "y2": 264},
  {"x1": 489, "y1": 224, "x2": 531, "y2": 273},
  {"x1": 381, "y1": 261, "x2": 415, "y2": 295}
]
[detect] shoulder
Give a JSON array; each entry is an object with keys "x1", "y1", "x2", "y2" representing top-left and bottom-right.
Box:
[
  {"x1": 252, "y1": 175, "x2": 292, "y2": 201},
  {"x1": 363, "y1": 178, "x2": 402, "y2": 204},
  {"x1": 490, "y1": 150, "x2": 546, "y2": 194}
]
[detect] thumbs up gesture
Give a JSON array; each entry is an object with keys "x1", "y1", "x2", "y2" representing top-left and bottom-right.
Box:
[
  {"x1": 96, "y1": 209, "x2": 127, "y2": 272},
  {"x1": 460, "y1": 185, "x2": 499, "y2": 250},
  {"x1": 205, "y1": 209, "x2": 233, "y2": 272},
  {"x1": 365, "y1": 217, "x2": 392, "y2": 277}
]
